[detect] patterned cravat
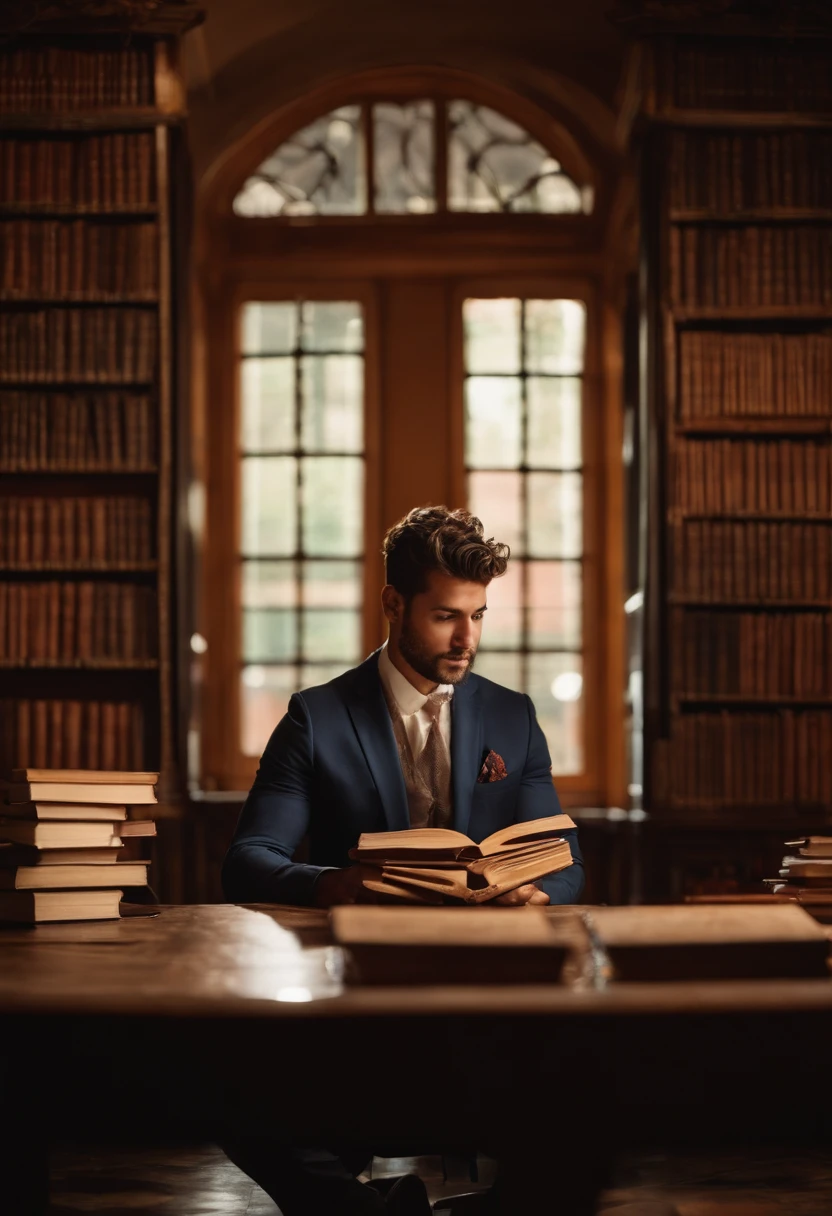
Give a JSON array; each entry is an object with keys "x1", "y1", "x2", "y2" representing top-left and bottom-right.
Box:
[{"x1": 416, "y1": 690, "x2": 453, "y2": 829}]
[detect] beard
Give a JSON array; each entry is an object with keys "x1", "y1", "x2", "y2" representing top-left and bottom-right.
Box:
[{"x1": 397, "y1": 613, "x2": 476, "y2": 687}]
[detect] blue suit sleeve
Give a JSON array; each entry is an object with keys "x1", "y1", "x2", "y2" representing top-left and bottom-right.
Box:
[
  {"x1": 222, "y1": 693, "x2": 332, "y2": 907},
  {"x1": 517, "y1": 695, "x2": 585, "y2": 905}
]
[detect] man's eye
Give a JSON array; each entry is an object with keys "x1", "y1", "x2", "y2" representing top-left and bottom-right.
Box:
[
  {"x1": 437, "y1": 615, "x2": 454, "y2": 622},
  {"x1": 473, "y1": 613, "x2": 485, "y2": 620}
]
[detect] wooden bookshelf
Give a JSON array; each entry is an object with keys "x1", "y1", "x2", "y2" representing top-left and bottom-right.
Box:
[
  {"x1": 638, "y1": 31, "x2": 832, "y2": 837},
  {"x1": 0, "y1": 16, "x2": 195, "y2": 797}
]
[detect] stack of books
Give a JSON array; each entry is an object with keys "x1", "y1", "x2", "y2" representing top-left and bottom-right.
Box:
[
  {"x1": 0, "y1": 768, "x2": 157, "y2": 923},
  {"x1": 350, "y1": 813, "x2": 575, "y2": 905},
  {"x1": 765, "y1": 836, "x2": 832, "y2": 923}
]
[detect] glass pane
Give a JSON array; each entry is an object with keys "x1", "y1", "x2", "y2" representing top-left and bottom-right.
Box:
[
  {"x1": 479, "y1": 560, "x2": 522, "y2": 650},
  {"x1": 528, "y1": 561, "x2": 582, "y2": 649},
  {"x1": 241, "y1": 302, "x2": 297, "y2": 355},
  {"x1": 302, "y1": 560, "x2": 362, "y2": 608},
  {"x1": 301, "y1": 355, "x2": 363, "y2": 453},
  {"x1": 526, "y1": 377, "x2": 582, "y2": 469},
  {"x1": 300, "y1": 662, "x2": 353, "y2": 691},
  {"x1": 240, "y1": 664, "x2": 297, "y2": 756},
  {"x1": 241, "y1": 456, "x2": 297, "y2": 556},
  {"x1": 243, "y1": 609, "x2": 297, "y2": 662},
  {"x1": 528, "y1": 471, "x2": 582, "y2": 558},
  {"x1": 463, "y1": 298, "x2": 520, "y2": 374},
  {"x1": 448, "y1": 101, "x2": 586, "y2": 214},
  {"x1": 301, "y1": 302, "x2": 363, "y2": 353},
  {"x1": 301, "y1": 456, "x2": 363, "y2": 556},
  {"x1": 468, "y1": 471, "x2": 524, "y2": 556},
  {"x1": 472, "y1": 651, "x2": 522, "y2": 691},
  {"x1": 240, "y1": 358, "x2": 294, "y2": 452},
  {"x1": 233, "y1": 106, "x2": 365, "y2": 217},
  {"x1": 302, "y1": 609, "x2": 361, "y2": 661},
  {"x1": 526, "y1": 652, "x2": 583, "y2": 774},
  {"x1": 374, "y1": 101, "x2": 435, "y2": 214},
  {"x1": 525, "y1": 300, "x2": 586, "y2": 374},
  {"x1": 465, "y1": 377, "x2": 522, "y2": 469},
  {"x1": 242, "y1": 560, "x2": 297, "y2": 608}
]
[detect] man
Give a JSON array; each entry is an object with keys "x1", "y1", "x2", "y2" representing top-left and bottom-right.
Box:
[
  {"x1": 221, "y1": 506, "x2": 585, "y2": 1215},
  {"x1": 223, "y1": 505, "x2": 584, "y2": 909}
]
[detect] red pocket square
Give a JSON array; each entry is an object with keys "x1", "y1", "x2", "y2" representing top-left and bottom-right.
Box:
[{"x1": 477, "y1": 749, "x2": 508, "y2": 783}]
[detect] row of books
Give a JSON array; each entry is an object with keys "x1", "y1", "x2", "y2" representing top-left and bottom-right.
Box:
[
  {"x1": 669, "y1": 43, "x2": 832, "y2": 113},
  {"x1": 0, "y1": 134, "x2": 156, "y2": 209},
  {"x1": 0, "y1": 392, "x2": 156, "y2": 471},
  {"x1": 671, "y1": 521, "x2": 832, "y2": 601},
  {"x1": 0, "y1": 47, "x2": 154, "y2": 112},
  {"x1": 0, "y1": 309, "x2": 157, "y2": 384},
  {"x1": 668, "y1": 131, "x2": 832, "y2": 213},
  {"x1": 669, "y1": 226, "x2": 832, "y2": 310},
  {"x1": 669, "y1": 711, "x2": 832, "y2": 807},
  {"x1": 0, "y1": 768, "x2": 157, "y2": 924},
  {"x1": 0, "y1": 220, "x2": 158, "y2": 300},
  {"x1": 678, "y1": 331, "x2": 832, "y2": 420},
  {"x1": 0, "y1": 582, "x2": 158, "y2": 665},
  {"x1": 767, "y1": 835, "x2": 832, "y2": 923},
  {"x1": 0, "y1": 496, "x2": 154, "y2": 566},
  {"x1": 672, "y1": 610, "x2": 832, "y2": 698},
  {"x1": 0, "y1": 700, "x2": 144, "y2": 772},
  {"x1": 672, "y1": 439, "x2": 832, "y2": 514}
]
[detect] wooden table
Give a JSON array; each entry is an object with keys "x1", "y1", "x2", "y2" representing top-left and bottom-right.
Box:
[{"x1": 2, "y1": 904, "x2": 832, "y2": 1213}]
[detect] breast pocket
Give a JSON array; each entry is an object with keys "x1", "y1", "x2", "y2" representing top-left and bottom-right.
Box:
[{"x1": 468, "y1": 773, "x2": 521, "y2": 840}]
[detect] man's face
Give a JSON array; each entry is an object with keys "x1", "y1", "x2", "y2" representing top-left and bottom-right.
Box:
[{"x1": 393, "y1": 570, "x2": 487, "y2": 687}]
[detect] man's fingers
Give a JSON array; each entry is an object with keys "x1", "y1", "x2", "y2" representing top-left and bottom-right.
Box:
[{"x1": 527, "y1": 888, "x2": 550, "y2": 905}]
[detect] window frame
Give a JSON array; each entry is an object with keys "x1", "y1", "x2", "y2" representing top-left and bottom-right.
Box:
[
  {"x1": 201, "y1": 279, "x2": 382, "y2": 791},
  {"x1": 450, "y1": 275, "x2": 602, "y2": 800}
]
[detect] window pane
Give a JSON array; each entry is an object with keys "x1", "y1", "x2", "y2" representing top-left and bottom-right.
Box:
[
  {"x1": 468, "y1": 471, "x2": 524, "y2": 556},
  {"x1": 301, "y1": 456, "x2": 363, "y2": 556},
  {"x1": 526, "y1": 652, "x2": 583, "y2": 774},
  {"x1": 300, "y1": 662, "x2": 354, "y2": 691},
  {"x1": 463, "y1": 298, "x2": 520, "y2": 374},
  {"x1": 465, "y1": 377, "x2": 522, "y2": 469},
  {"x1": 242, "y1": 560, "x2": 297, "y2": 608},
  {"x1": 302, "y1": 609, "x2": 361, "y2": 662},
  {"x1": 241, "y1": 302, "x2": 297, "y2": 355},
  {"x1": 301, "y1": 302, "x2": 363, "y2": 353},
  {"x1": 525, "y1": 299, "x2": 586, "y2": 374},
  {"x1": 240, "y1": 664, "x2": 296, "y2": 756},
  {"x1": 528, "y1": 561, "x2": 582, "y2": 649},
  {"x1": 528, "y1": 471, "x2": 582, "y2": 558},
  {"x1": 472, "y1": 651, "x2": 522, "y2": 691},
  {"x1": 233, "y1": 106, "x2": 365, "y2": 217},
  {"x1": 374, "y1": 101, "x2": 435, "y2": 214},
  {"x1": 243, "y1": 609, "x2": 297, "y2": 662},
  {"x1": 526, "y1": 377, "x2": 582, "y2": 469},
  {"x1": 480, "y1": 561, "x2": 522, "y2": 650},
  {"x1": 301, "y1": 355, "x2": 363, "y2": 453},
  {"x1": 241, "y1": 456, "x2": 297, "y2": 556},
  {"x1": 448, "y1": 102, "x2": 586, "y2": 214},
  {"x1": 240, "y1": 358, "x2": 295, "y2": 452},
  {"x1": 302, "y1": 561, "x2": 362, "y2": 608}
]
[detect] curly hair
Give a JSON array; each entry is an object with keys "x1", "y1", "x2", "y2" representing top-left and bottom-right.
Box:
[{"x1": 382, "y1": 506, "x2": 510, "y2": 599}]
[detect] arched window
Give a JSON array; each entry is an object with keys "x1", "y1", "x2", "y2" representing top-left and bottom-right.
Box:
[
  {"x1": 200, "y1": 78, "x2": 612, "y2": 804},
  {"x1": 233, "y1": 101, "x2": 593, "y2": 218}
]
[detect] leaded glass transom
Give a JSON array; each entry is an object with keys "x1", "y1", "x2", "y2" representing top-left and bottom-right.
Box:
[{"x1": 233, "y1": 99, "x2": 590, "y2": 218}]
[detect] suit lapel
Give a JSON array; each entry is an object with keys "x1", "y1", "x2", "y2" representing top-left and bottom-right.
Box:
[
  {"x1": 451, "y1": 676, "x2": 483, "y2": 837},
  {"x1": 343, "y1": 652, "x2": 410, "y2": 833}
]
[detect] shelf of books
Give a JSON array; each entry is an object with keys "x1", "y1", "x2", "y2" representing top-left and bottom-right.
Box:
[
  {"x1": 0, "y1": 31, "x2": 186, "y2": 800},
  {"x1": 642, "y1": 35, "x2": 832, "y2": 827}
]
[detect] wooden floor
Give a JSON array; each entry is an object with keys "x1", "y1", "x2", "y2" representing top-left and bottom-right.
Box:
[{"x1": 46, "y1": 1144, "x2": 832, "y2": 1215}]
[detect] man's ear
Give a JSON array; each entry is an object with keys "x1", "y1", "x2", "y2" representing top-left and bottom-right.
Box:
[{"x1": 381, "y1": 584, "x2": 404, "y2": 623}]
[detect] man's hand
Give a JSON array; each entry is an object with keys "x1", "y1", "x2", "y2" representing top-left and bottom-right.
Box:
[
  {"x1": 493, "y1": 883, "x2": 550, "y2": 907},
  {"x1": 313, "y1": 865, "x2": 378, "y2": 908}
]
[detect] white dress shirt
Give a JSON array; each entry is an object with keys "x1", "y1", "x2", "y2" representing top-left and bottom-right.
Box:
[{"x1": 378, "y1": 642, "x2": 454, "y2": 766}]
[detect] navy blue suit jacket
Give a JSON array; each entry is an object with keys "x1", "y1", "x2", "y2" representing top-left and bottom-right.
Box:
[{"x1": 223, "y1": 650, "x2": 585, "y2": 906}]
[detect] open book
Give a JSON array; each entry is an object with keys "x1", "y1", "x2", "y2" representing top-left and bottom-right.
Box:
[{"x1": 349, "y1": 813, "x2": 575, "y2": 904}]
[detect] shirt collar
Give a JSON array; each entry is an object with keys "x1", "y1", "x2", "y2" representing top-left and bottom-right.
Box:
[{"x1": 378, "y1": 643, "x2": 454, "y2": 718}]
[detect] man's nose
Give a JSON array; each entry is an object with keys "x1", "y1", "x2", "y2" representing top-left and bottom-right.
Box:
[{"x1": 452, "y1": 621, "x2": 476, "y2": 650}]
